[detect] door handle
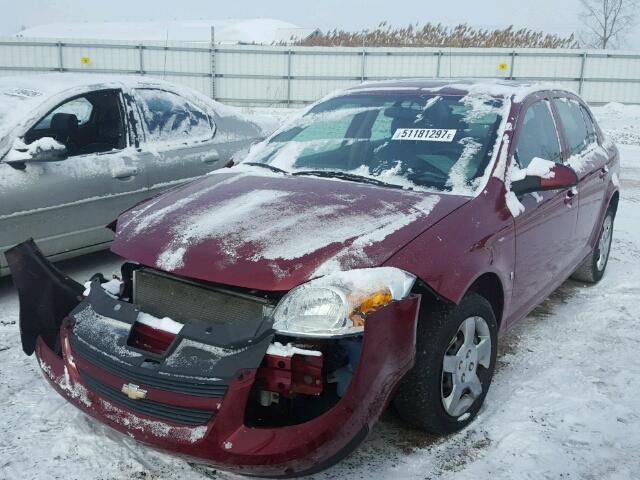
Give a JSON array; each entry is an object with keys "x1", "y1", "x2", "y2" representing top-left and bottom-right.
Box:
[
  {"x1": 202, "y1": 151, "x2": 220, "y2": 165},
  {"x1": 564, "y1": 186, "x2": 578, "y2": 206},
  {"x1": 112, "y1": 167, "x2": 138, "y2": 180},
  {"x1": 599, "y1": 165, "x2": 609, "y2": 179}
]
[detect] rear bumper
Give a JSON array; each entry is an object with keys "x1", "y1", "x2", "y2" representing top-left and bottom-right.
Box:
[{"x1": 33, "y1": 293, "x2": 421, "y2": 477}]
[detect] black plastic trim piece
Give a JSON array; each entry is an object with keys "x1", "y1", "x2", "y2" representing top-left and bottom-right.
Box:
[
  {"x1": 4, "y1": 239, "x2": 84, "y2": 355},
  {"x1": 80, "y1": 368, "x2": 215, "y2": 425}
]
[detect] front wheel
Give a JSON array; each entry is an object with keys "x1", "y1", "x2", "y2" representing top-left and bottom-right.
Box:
[
  {"x1": 394, "y1": 293, "x2": 497, "y2": 434},
  {"x1": 571, "y1": 208, "x2": 615, "y2": 283}
]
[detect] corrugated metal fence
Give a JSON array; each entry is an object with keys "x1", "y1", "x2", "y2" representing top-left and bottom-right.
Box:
[{"x1": 1, "y1": 36, "x2": 640, "y2": 105}]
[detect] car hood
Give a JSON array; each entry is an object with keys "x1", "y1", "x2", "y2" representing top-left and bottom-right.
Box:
[{"x1": 111, "y1": 167, "x2": 469, "y2": 291}]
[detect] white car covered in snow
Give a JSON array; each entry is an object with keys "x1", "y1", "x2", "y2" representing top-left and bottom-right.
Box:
[{"x1": 0, "y1": 74, "x2": 268, "y2": 276}]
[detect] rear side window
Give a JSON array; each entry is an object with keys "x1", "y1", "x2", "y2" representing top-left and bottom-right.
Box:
[
  {"x1": 553, "y1": 98, "x2": 589, "y2": 156},
  {"x1": 515, "y1": 100, "x2": 563, "y2": 168},
  {"x1": 135, "y1": 89, "x2": 213, "y2": 144},
  {"x1": 580, "y1": 105, "x2": 598, "y2": 144}
]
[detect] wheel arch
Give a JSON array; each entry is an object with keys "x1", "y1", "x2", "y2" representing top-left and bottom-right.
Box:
[
  {"x1": 609, "y1": 190, "x2": 620, "y2": 215},
  {"x1": 412, "y1": 271, "x2": 506, "y2": 329},
  {"x1": 465, "y1": 272, "x2": 505, "y2": 329}
]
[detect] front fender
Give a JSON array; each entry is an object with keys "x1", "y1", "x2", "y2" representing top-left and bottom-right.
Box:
[{"x1": 383, "y1": 177, "x2": 515, "y2": 313}]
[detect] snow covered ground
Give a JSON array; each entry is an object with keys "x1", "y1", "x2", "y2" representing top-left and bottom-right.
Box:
[{"x1": 1, "y1": 104, "x2": 639, "y2": 480}]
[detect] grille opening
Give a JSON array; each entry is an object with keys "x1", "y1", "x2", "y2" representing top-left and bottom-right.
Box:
[
  {"x1": 71, "y1": 338, "x2": 229, "y2": 397},
  {"x1": 79, "y1": 369, "x2": 215, "y2": 425}
]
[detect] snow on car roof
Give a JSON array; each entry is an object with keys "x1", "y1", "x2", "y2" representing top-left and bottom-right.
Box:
[
  {"x1": 346, "y1": 78, "x2": 573, "y2": 100},
  {"x1": 0, "y1": 73, "x2": 184, "y2": 100}
]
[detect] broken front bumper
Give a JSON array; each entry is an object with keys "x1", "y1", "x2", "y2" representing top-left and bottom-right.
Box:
[{"x1": 6, "y1": 241, "x2": 421, "y2": 477}]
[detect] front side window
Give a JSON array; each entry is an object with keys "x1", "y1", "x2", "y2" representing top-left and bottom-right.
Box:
[
  {"x1": 553, "y1": 98, "x2": 590, "y2": 157},
  {"x1": 34, "y1": 97, "x2": 93, "y2": 129},
  {"x1": 515, "y1": 100, "x2": 563, "y2": 168},
  {"x1": 244, "y1": 93, "x2": 506, "y2": 194},
  {"x1": 135, "y1": 89, "x2": 213, "y2": 144},
  {"x1": 25, "y1": 90, "x2": 126, "y2": 157}
]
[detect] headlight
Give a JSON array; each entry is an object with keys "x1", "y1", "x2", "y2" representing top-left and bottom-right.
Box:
[{"x1": 272, "y1": 267, "x2": 416, "y2": 337}]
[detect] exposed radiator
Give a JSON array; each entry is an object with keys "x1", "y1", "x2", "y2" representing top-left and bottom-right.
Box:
[{"x1": 133, "y1": 268, "x2": 267, "y2": 326}]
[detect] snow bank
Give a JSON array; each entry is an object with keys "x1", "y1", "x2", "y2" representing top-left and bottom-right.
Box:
[{"x1": 16, "y1": 19, "x2": 317, "y2": 45}]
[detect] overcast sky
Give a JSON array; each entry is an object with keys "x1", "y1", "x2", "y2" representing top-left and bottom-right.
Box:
[{"x1": 1, "y1": 0, "x2": 639, "y2": 49}]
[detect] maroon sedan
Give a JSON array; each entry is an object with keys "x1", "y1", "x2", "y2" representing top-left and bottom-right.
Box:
[{"x1": 7, "y1": 79, "x2": 619, "y2": 477}]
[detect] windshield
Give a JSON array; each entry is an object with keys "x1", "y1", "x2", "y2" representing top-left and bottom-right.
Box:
[{"x1": 243, "y1": 92, "x2": 505, "y2": 194}]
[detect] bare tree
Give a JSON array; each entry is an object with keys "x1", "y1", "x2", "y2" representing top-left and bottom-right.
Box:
[{"x1": 579, "y1": 0, "x2": 639, "y2": 49}]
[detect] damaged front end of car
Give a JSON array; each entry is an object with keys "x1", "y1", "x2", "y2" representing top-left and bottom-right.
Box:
[{"x1": 6, "y1": 239, "x2": 421, "y2": 477}]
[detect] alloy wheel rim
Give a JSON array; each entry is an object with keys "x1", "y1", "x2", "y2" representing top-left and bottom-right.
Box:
[
  {"x1": 441, "y1": 316, "x2": 491, "y2": 417},
  {"x1": 597, "y1": 215, "x2": 613, "y2": 271}
]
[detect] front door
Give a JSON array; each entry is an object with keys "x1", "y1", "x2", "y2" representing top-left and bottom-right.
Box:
[
  {"x1": 510, "y1": 97, "x2": 579, "y2": 322},
  {"x1": 0, "y1": 89, "x2": 149, "y2": 272}
]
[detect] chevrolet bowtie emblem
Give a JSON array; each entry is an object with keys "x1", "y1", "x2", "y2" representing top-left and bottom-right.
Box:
[{"x1": 121, "y1": 383, "x2": 147, "y2": 400}]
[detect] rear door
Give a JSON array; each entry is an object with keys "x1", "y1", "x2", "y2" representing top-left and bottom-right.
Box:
[
  {"x1": 509, "y1": 95, "x2": 579, "y2": 321},
  {"x1": 552, "y1": 96, "x2": 609, "y2": 253},
  {"x1": 0, "y1": 89, "x2": 149, "y2": 270},
  {"x1": 132, "y1": 88, "x2": 231, "y2": 196}
]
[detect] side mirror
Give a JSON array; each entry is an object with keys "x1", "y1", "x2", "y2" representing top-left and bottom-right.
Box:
[
  {"x1": 511, "y1": 159, "x2": 578, "y2": 196},
  {"x1": 4, "y1": 137, "x2": 68, "y2": 167}
]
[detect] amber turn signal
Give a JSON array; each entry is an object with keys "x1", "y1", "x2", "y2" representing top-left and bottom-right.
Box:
[{"x1": 349, "y1": 289, "x2": 393, "y2": 326}]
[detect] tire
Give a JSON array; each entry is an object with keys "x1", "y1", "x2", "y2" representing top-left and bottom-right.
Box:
[
  {"x1": 571, "y1": 208, "x2": 615, "y2": 283},
  {"x1": 394, "y1": 293, "x2": 498, "y2": 435}
]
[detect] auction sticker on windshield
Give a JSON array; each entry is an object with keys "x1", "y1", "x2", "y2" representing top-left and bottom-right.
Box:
[{"x1": 392, "y1": 128, "x2": 456, "y2": 142}]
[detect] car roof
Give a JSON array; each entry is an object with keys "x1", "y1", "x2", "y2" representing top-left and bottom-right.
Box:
[
  {"x1": 344, "y1": 78, "x2": 568, "y2": 100},
  {"x1": 0, "y1": 73, "x2": 177, "y2": 99}
]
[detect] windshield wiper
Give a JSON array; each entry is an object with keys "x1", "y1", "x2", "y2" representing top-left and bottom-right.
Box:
[
  {"x1": 292, "y1": 170, "x2": 405, "y2": 189},
  {"x1": 244, "y1": 162, "x2": 289, "y2": 174}
]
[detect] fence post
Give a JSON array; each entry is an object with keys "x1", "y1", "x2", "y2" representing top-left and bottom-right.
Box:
[
  {"x1": 509, "y1": 50, "x2": 516, "y2": 79},
  {"x1": 210, "y1": 26, "x2": 216, "y2": 100},
  {"x1": 138, "y1": 44, "x2": 144, "y2": 74},
  {"x1": 287, "y1": 49, "x2": 293, "y2": 106},
  {"x1": 57, "y1": 42, "x2": 64, "y2": 72},
  {"x1": 436, "y1": 50, "x2": 442, "y2": 77},
  {"x1": 578, "y1": 52, "x2": 587, "y2": 94},
  {"x1": 361, "y1": 48, "x2": 366, "y2": 82}
]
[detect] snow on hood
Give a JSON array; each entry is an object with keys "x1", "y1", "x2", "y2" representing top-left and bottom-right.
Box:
[{"x1": 111, "y1": 167, "x2": 469, "y2": 291}]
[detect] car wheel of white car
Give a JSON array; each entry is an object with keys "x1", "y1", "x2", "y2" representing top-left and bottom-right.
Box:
[
  {"x1": 571, "y1": 208, "x2": 615, "y2": 283},
  {"x1": 394, "y1": 292, "x2": 497, "y2": 435}
]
